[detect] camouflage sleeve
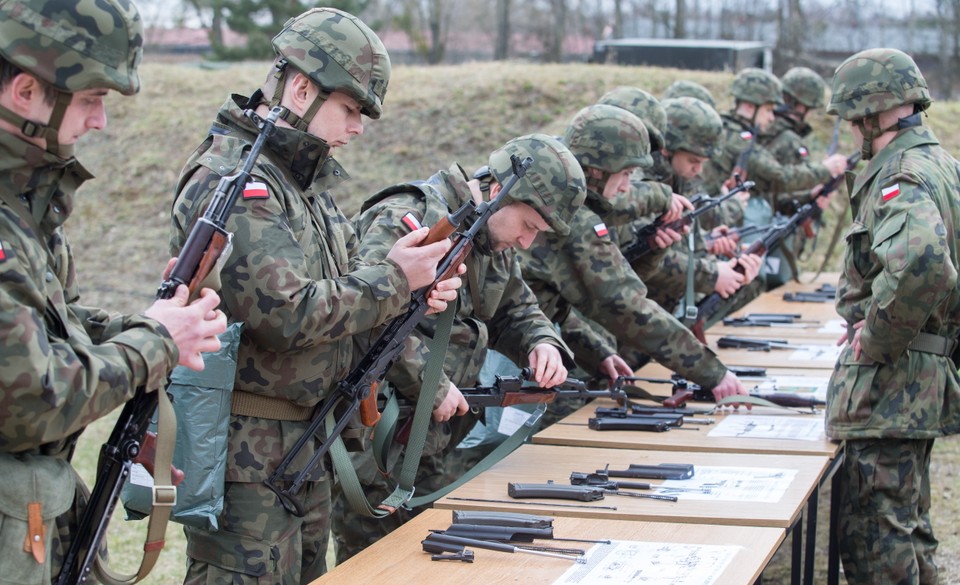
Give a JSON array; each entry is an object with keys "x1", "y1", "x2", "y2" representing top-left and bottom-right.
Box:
[
  {"x1": 558, "y1": 307, "x2": 619, "y2": 375},
  {"x1": 0, "y1": 232, "x2": 176, "y2": 452},
  {"x1": 487, "y1": 256, "x2": 575, "y2": 368},
  {"x1": 858, "y1": 177, "x2": 955, "y2": 365},
  {"x1": 561, "y1": 220, "x2": 727, "y2": 387},
  {"x1": 174, "y1": 168, "x2": 410, "y2": 353},
  {"x1": 748, "y1": 146, "x2": 832, "y2": 194},
  {"x1": 351, "y1": 195, "x2": 452, "y2": 406}
]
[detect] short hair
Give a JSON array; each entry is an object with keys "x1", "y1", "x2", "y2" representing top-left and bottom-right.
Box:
[{"x1": 0, "y1": 56, "x2": 58, "y2": 106}]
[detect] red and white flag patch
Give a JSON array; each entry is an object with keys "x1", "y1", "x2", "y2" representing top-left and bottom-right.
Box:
[
  {"x1": 0, "y1": 240, "x2": 6, "y2": 262},
  {"x1": 739, "y1": 131, "x2": 753, "y2": 141},
  {"x1": 881, "y1": 184, "x2": 901, "y2": 202},
  {"x1": 593, "y1": 223, "x2": 609, "y2": 238},
  {"x1": 400, "y1": 212, "x2": 423, "y2": 232},
  {"x1": 243, "y1": 181, "x2": 269, "y2": 199},
  {"x1": 798, "y1": 146, "x2": 809, "y2": 158}
]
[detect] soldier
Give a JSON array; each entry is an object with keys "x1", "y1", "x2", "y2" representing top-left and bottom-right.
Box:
[
  {"x1": 700, "y1": 68, "x2": 846, "y2": 234},
  {"x1": 640, "y1": 96, "x2": 762, "y2": 313},
  {"x1": 516, "y1": 103, "x2": 748, "y2": 398},
  {"x1": 169, "y1": 8, "x2": 461, "y2": 583},
  {"x1": 0, "y1": 0, "x2": 226, "y2": 582},
  {"x1": 754, "y1": 67, "x2": 847, "y2": 286},
  {"x1": 662, "y1": 79, "x2": 717, "y2": 109},
  {"x1": 331, "y1": 133, "x2": 585, "y2": 563},
  {"x1": 827, "y1": 48, "x2": 960, "y2": 585}
]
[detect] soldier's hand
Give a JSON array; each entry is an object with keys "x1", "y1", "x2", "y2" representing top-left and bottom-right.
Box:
[
  {"x1": 433, "y1": 383, "x2": 469, "y2": 422},
  {"x1": 425, "y1": 263, "x2": 465, "y2": 315},
  {"x1": 736, "y1": 253, "x2": 763, "y2": 284},
  {"x1": 823, "y1": 153, "x2": 848, "y2": 177},
  {"x1": 527, "y1": 343, "x2": 567, "y2": 388},
  {"x1": 715, "y1": 259, "x2": 746, "y2": 298},
  {"x1": 388, "y1": 227, "x2": 453, "y2": 290},
  {"x1": 145, "y1": 286, "x2": 226, "y2": 372},
  {"x1": 653, "y1": 226, "x2": 683, "y2": 249},
  {"x1": 707, "y1": 226, "x2": 738, "y2": 257},
  {"x1": 711, "y1": 371, "x2": 751, "y2": 410},
  {"x1": 837, "y1": 319, "x2": 865, "y2": 360},
  {"x1": 811, "y1": 183, "x2": 832, "y2": 209},
  {"x1": 599, "y1": 354, "x2": 634, "y2": 383},
  {"x1": 661, "y1": 193, "x2": 694, "y2": 224}
]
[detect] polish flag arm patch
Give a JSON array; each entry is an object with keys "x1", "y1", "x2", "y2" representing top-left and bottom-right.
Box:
[
  {"x1": 593, "y1": 223, "x2": 609, "y2": 237},
  {"x1": 881, "y1": 184, "x2": 900, "y2": 201},
  {"x1": 739, "y1": 131, "x2": 753, "y2": 141},
  {"x1": 0, "y1": 240, "x2": 6, "y2": 262},
  {"x1": 400, "y1": 212, "x2": 423, "y2": 232},
  {"x1": 243, "y1": 181, "x2": 269, "y2": 199}
]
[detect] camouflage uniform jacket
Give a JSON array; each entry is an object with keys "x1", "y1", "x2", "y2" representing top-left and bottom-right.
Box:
[
  {"x1": 756, "y1": 114, "x2": 830, "y2": 213},
  {"x1": 517, "y1": 191, "x2": 727, "y2": 387},
  {"x1": 611, "y1": 177, "x2": 675, "y2": 278},
  {"x1": 702, "y1": 113, "x2": 829, "y2": 226},
  {"x1": 827, "y1": 125, "x2": 960, "y2": 440},
  {"x1": 0, "y1": 131, "x2": 177, "y2": 456},
  {"x1": 170, "y1": 95, "x2": 410, "y2": 481},
  {"x1": 352, "y1": 164, "x2": 573, "y2": 403}
]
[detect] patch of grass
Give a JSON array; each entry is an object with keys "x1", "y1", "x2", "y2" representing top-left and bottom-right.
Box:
[{"x1": 67, "y1": 58, "x2": 960, "y2": 583}]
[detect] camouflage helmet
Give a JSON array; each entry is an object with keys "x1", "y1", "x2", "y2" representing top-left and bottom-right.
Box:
[
  {"x1": 0, "y1": 0, "x2": 143, "y2": 95},
  {"x1": 662, "y1": 97, "x2": 723, "y2": 158},
  {"x1": 562, "y1": 104, "x2": 652, "y2": 174},
  {"x1": 272, "y1": 8, "x2": 390, "y2": 119},
  {"x1": 781, "y1": 67, "x2": 826, "y2": 109},
  {"x1": 597, "y1": 87, "x2": 667, "y2": 151},
  {"x1": 827, "y1": 48, "x2": 931, "y2": 121},
  {"x1": 730, "y1": 68, "x2": 784, "y2": 106},
  {"x1": 662, "y1": 80, "x2": 716, "y2": 109},
  {"x1": 488, "y1": 134, "x2": 586, "y2": 236}
]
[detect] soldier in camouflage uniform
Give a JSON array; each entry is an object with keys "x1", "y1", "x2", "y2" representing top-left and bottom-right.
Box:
[
  {"x1": 754, "y1": 67, "x2": 847, "y2": 286},
  {"x1": 639, "y1": 96, "x2": 762, "y2": 313},
  {"x1": 516, "y1": 104, "x2": 748, "y2": 398},
  {"x1": 662, "y1": 79, "x2": 716, "y2": 109},
  {"x1": 331, "y1": 134, "x2": 585, "y2": 563},
  {"x1": 826, "y1": 48, "x2": 960, "y2": 585},
  {"x1": 700, "y1": 68, "x2": 846, "y2": 233},
  {"x1": 169, "y1": 8, "x2": 461, "y2": 584},
  {"x1": 0, "y1": 1, "x2": 227, "y2": 583}
]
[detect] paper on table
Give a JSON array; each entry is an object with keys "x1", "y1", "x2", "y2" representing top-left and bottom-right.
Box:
[{"x1": 553, "y1": 540, "x2": 739, "y2": 585}]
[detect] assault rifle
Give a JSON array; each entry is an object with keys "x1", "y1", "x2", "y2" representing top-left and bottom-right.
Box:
[
  {"x1": 722, "y1": 313, "x2": 818, "y2": 328},
  {"x1": 57, "y1": 107, "x2": 284, "y2": 585},
  {"x1": 783, "y1": 283, "x2": 837, "y2": 303},
  {"x1": 459, "y1": 368, "x2": 623, "y2": 409},
  {"x1": 716, "y1": 336, "x2": 809, "y2": 351},
  {"x1": 621, "y1": 180, "x2": 754, "y2": 262},
  {"x1": 690, "y1": 205, "x2": 811, "y2": 344},
  {"x1": 265, "y1": 155, "x2": 535, "y2": 517},
  {"x1": 652, "y1": 373, "x2": 826, "y2": 410},
  {"x1": 800, "y1": 151, "x2": 861, "y2": 239}
]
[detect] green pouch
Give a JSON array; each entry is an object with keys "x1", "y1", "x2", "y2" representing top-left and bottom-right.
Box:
[
  {"x1": 121, "y1": 322, "x2": 243, "y2": 530},
  {"x1": 0, "y1": 454, "x2": 76, "y2": 585}
]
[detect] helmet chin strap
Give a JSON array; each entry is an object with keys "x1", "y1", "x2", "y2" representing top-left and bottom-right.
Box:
[
  {"x1": 0, "y1": 90, "x2": 74, "y2": 159},
  {"x1": 854, "y1": 110, "x2": 922, "y2": 161},
  {"x1": 267, "y1": 59, "x2": 328, "y2": 132}
]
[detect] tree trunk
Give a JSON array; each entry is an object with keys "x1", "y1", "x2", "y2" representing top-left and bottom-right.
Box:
[
  {"x1": 545, "y1": 0, "x2": 567, "y2": 63},
  {"x1": 674, "y1": 0, "x2": 686, "y2": 39},
  {"x1": 428, "y1": 0, "x2": 445, "y2": 64},
  {"x1": 495, "y1": 0, "x2": 510, "y2": 60}
]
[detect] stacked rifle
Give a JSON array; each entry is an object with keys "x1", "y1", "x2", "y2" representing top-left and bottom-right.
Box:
[{"x1": 722, "y1": 313, "x2": 819, "y2": 329}]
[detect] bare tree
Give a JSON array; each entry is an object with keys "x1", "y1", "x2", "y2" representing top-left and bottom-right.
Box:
[
  {"x1": 936, "y1": 0, "x2": 960, "y2": 99},
  {"x1": 543, "y1": 0, "x2": 568, "y2": 62},
  {"x1": 674, "y1": 0, "x2": 686, "y2": 38},
  {"x1": 774, "y1": 0, "x2": 805, "y2": 72},
  {"x1": 495, "y1": 0, "x2": 511, "y2": 60}
]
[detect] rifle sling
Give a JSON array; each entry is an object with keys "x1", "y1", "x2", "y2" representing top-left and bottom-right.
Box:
[
  {"x1": 93, "y1": 388, "x2": 177, "y2": 585},
  {"x1": 330, "y1": 301, "x2": 456, "y2": 518},
  {"x1": 230, "y1": 391, "x2": 314, "y2": 421}
]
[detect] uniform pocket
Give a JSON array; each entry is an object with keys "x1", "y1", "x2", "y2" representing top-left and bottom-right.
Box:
[
  {"x1": 843, "y1": 221, "x2": 872, "y2": 282},
  {"x1": 0, "y1": 454, "x2": 76, "y2": 585}
]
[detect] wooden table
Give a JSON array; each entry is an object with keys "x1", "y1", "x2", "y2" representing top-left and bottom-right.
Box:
[
  {"x1": 310, "y1": 508, "x2": 784, "y2": 585},
  {"x1": 704, "y1": 332, "x2": 841, "y2": 371},
  {"x1": 435, "y1": 444, "x2": 829, "y2": 530}
]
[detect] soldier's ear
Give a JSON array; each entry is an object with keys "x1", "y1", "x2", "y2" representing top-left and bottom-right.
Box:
[
  {"x1": 6, "y1": 72, "x2": 45, "y2": 114},
  {"x1": 488, "y1": 182, "x2": 502, "y2": 199}
]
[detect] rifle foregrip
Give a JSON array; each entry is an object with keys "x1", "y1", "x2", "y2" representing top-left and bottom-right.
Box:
[
  {"x1": 507, "y1": 483, "x2": 604, "y2": 501},
  {"x1": 423, "y1": 217, "x2": 457, "y2": 245},
  {"x1": 186, "y1": 231, "x2": 229, "y2": 299},
  {"x1": 359, "y1": 381, "x2": 381, "y2": 427}
]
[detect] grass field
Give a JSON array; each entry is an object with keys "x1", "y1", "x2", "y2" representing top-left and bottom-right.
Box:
[{"x1": 66, "y1": 59, "x2": 960, "y2": 584}]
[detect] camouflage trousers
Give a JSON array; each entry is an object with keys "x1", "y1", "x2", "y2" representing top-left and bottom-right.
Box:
[
  {"x1": 183, "y1": 478, "x2": 331, "y2": 585},
  {"x1": 330, "y1": 412, "x2": 479, "y2": 565},
  {"x1": 837, "y1": 438, "x2": 938, "y2": 585}
]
